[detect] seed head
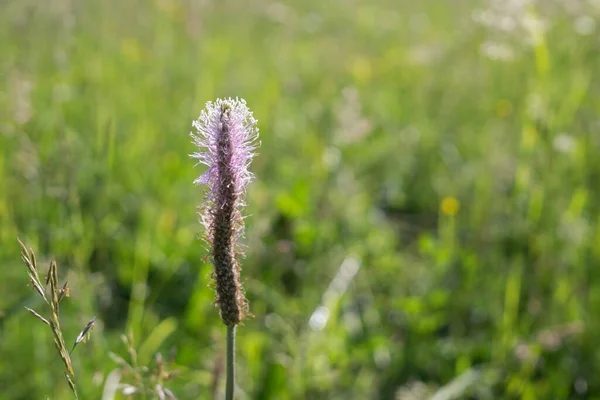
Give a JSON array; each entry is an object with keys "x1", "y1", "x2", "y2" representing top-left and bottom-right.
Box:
[{"x1": 191, "y1": 98, "x2": 259, "y2": 326}]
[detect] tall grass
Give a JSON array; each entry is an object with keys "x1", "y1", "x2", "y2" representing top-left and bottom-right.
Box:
[{"x1": 1, "y1": 0, "x2": 600, "y2": 398}]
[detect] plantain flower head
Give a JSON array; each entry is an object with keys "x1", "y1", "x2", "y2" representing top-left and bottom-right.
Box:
[{"x1": 190, "y1": 97, "x2": 259, "y2": 326}]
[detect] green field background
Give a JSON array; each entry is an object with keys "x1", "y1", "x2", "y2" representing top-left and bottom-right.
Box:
[{"x1": 1, "y1": 0, "x2": 600, "y2": 398}]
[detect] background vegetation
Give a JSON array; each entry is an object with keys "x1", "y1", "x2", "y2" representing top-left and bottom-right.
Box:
[{"x1": 1, "y1": 0, "x2": 600, "y2": 398}]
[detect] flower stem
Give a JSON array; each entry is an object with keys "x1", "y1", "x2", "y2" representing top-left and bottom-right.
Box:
[{"x1": 226, "y1": 324, "x2": 236, "y2": 400}]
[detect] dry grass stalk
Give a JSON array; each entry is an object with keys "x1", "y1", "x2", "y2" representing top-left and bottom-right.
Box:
[{"x1": 18, "y1": 239, "x2": 96, "y2": 399}]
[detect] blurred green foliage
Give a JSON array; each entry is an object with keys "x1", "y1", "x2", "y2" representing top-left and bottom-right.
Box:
[{"x1": 1, "y1": 0, "x2": 600, "y2": 398}]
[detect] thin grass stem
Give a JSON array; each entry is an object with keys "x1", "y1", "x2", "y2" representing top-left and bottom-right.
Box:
[{"x1": 226, "y1": 324, "x2": 236, "y2": 400}]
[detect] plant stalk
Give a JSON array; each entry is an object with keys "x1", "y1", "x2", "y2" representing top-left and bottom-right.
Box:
[{"x1": 226, "y1": 324, "x2": 236, "y2": 400}]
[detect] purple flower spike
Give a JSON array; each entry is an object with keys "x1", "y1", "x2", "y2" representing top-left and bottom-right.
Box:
[{"x1": 190, "y1": 98, "x2": 259, "y2": 326}]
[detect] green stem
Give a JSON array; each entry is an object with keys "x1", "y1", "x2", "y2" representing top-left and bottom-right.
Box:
[{"x1": 226, "y1": 324, "x2": 236, "y2": 400}]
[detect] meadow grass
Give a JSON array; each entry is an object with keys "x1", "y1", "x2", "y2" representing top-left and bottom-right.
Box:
[{"x1": 1, "y1": 0, "x2": 600, "y2": 398}]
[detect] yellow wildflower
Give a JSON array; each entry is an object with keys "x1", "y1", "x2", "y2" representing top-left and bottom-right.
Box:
[{"x1": 440, "y1": 196, "x2": 460, "y2": 216}]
